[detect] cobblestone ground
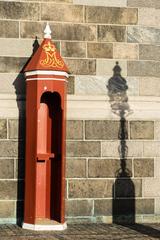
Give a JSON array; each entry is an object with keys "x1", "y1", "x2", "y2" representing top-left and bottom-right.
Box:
[{"x1": 0, "y1": 224, "x2": 160, "y2": 240}]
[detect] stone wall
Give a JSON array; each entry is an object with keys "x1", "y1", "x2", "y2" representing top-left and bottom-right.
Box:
[{"x1": 0, "y1": 0, "x2": 160, "y2": 223}]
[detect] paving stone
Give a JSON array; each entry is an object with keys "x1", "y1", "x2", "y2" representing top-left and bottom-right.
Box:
[
  {"x1": 68, "y1": 179, "x2": 114, "y2": 198},
  {"x1": 41, "y1": 4, "x2": 83, "y2": 22},
  {"x1": 61, "y1": 41, "x2": 86, "y2": 58},
  {"x1": 130, "y1": 121, "x2": 154, "y2": 139},
  {"x1": 85, "y1": 120, "x2": 123, "y2": 140},
  {"x1": 85, "y1": 6, "x2": 137, "y2": 24},
  {"x1": 66, "y1": 200, "x2": 93, "y2": 216},
  {"x1": 0, "y1": 2, "x2": 39, "y2": 20},
  {"x1": 66, "y1": 158, "x2": 86, "y2": 178},
  {"x1": 134, "y1": 158, "x2": 154, "y2": 177},
  {"x1": 67, "y1": 141, "x2": 101, "y2": 157},
  {"x1": 0, "y1": 159, "x2": 14, "y2": 179},
  {"x1": 98, "y1": 25, "x2": 126, "y2": 42},
  {"x1": 64, "y1": 59, "x2": 96, "y2": 75},
  {"x1": 0, "y1": 21, "x2": 19, "y2": 38},
  {"x1": 87, "y1": 43, "x2": 113, "y2": 59},
  {"x1": 21, "y1": 22, "x2": 96, "y2": 41},
  {"x1": 67, "y1": 120, "x2": 83, "y2": 139},
  {"x1": 88, "y1": 159, "x2": 132, "y2": 178}
]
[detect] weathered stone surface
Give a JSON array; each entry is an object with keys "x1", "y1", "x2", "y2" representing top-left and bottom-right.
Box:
[
  {"x1": 67, "y1": 120, "x2": 83, "y2": 139},
  {"x1": 0, "y1": 141, "x2": 18, "y2": 157},
  {"x1": 136, "y1": 199, "x2": 154, "y2": 214},
  {"x1": 98, "y1": 25, "x2": 126, "y2": 42},
  {"x1": 94, "y1": 199, "x2": 112, "y2": 215},
  {"x1": 102, "y1": 141, "x2": 143, "y2": 157},
  {"x1": 49, "y1": 0, "x2": 72, "y2": 2},
  {"x1": 8, "y1": 119, "x2": 19, "y2": 139},
  {"x1": 155, "y1": 122, "x2": 160, "y2": 140},
  {"x1": 127, "y1": 61, "x2": 160, "y2": 77},
  {"x1": 130, "y1": 121, "x2": 154, "y2": 139},
  {"x1": 21, "y1": 22, "x2": 96, "y2": 41},
  {"x1": 139, "y1": 44, "x2": 160, "y2": 61},
  {"x1": 134, "y1": 158, "x2": 154, "y2": 177},
  {"x1": 115, "y1": 179, "x2": 142, "y2": 197},
  {"x1": 64, "y1": 59, "x2": 96, "y2": 75},
  {"x1": 85, "y1": 120, "x2": 121, "y2": 140},
  {"x1": 66, "y1": 159, "x2": 86, "y2": 178},
  {"x1": 41, "y1": 4, "x2": 83, "y2": 22},
  {"x1": 113, "y1": 43, "x2": 138, "y2": 60},
  {"x1": 0, "y1": 73, "x2": 25, "y2": 94},
  {"x1": 0, "y1": 2, "x2": 39, "y2": 20},
  {"x1": 75, "y1": 76, "x2": 107, "y2": 95},
  {"x1": 67, "y1": 141, "x2": 101, "y2": 157},
  {"x1": 88, "y1": 159, "x2": 132, "y2": 178},
  {"x1": 0, "y1": 119, "x2": 7, "y2": 139},
  {"x1": 85, "y1": 6, "x2": 137, "y2": 25},
  {"x1": 0, "y1": 21, "x2": 19, "y2": 38},
  {"x1": 0, "y1": 201, "x2": 15, "y2": 217},
  {"x1": 143, "y1": 141, "x2": 160, "y2": 157},
  {"x1": 127, "y1": 26, "x2": 160, "y2": 44},
  {"x1": 138, "y1": 8, "x2": 160, "y2": 28},
  {"x1": 127, "y1": 0, "x2": 157, "y2": 8},
  {"x1": 87, "y1": 43, "x2": 113, "y2": 59},
  {"x1": 97, "y1": 60, "x2": 127, "y2": 76},
  {"x1": 68, "y1": 179, "x2": 114, "y2": 198},
  {"x1": 143, "y1": 178, "x2": 160, "y2": 197},
  {"x1": 61, "y1": 42, "x2": 86, "y2": 58},
  {"x1": 0, "y1": 181, "x2": 17, "y2": 200},
  {"x1": 74, "y1": 0, "x2": 127, "y2": 7},
  {"x1": 0, "y1": 57, "x2": 28, "y2": 73},
  {"x1": 0, "y1": 159, "x2": 14, "y2": 179},
  {"x1": 67, "y1": 76, "x2": 74, "y2": 94},
  {"x1": 127, "y1": 77, "x2": 139, "y2": 96},
  {"x1": 66, "y1": 200, "x2": 93, "y2": 216},
  {"x1": 139, "y1": 77, "x2": 160, "y2": 97}
]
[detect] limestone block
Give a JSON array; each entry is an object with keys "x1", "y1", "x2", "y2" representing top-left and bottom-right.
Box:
[
  {"x1": 85, "y1": 120, "x2": 121, "y2": 140},
  {"x1": 136, "y1": 199, "x2": 154, "y2": 214},
  {"x1": 154, "y1": 158, "x2": 160, "y2": 178},
  {"x1": 87, "y1": 43, "x2": 113, "y2": 59},
  {"x1": 0, "y1": 119, "x2": 7, "y2": 139},
  {"x1": 68, "y1": 179, "x2": 114, "y2": 198},
  {"x1": 73, "y1": 0, "x2": 127, "y2": 7},
  {"x1": 66, "y1": 200, "x2": 93, "y2": 216},
  {"x1": 0, "y1": 57, "x2": 28, "y2": 73},
  {"x1": 127, "y1": 26, "x2": 160, "y2": 44},
  {"x1": 113, "y1": 43, "x2": 138, "y2": 60},
  {"x1": 67, "y1": 76, "x2": 75, "y2": 94},
  {"x1": 0, "y1": 201, "x2": 15, "y2": 218},
  {"x1": 21, "y1": 22, "x2": 96, "y2": 41},
  {"x1": 0, "y1": 141, "x2": 18, "y2": 157},
  {"x1": 139, "y1": 77, "x2": 160, "y2": 97},
  {"x1": 143, "y1": 178, "x2": 160, "y2": 197},
  {"x1": 65, "y1": 58, "x2": 96, "y2": 75},
  {"x1": 143, "y1": 141, "x2": 160, "y2": 157},
  {"x1": 130, "y1": 121, "x2": 154, "y2": 139},
  {"x1": 41, "y1": 4, "x2": 83, "y2": 22},
  {"x1": 61, "y1": 41, "x2": 86, "y2": 58},
  {"x1": 98, "y1": 25, "x2": 126, "y2": 42},
  {"x1": 127, "y1": 61, "x2": 160, "y2": 77},
  {"x1": 0, "y1": 181, "x2": 17, "y2": 200},
  {"x1": 127, "y1": 0, "x2": 157, "y2": 8},
  {"x1": 139, "y1": 44, "x2": 160, "y2": 61},
  {"x1": 67, "y1": 141, "x2": 101, "y2": 157},
  {"x1": 134, "y1": 158, "x2": 154, "y2": 177},
  {"x1": 0, "y1": 159, "x2": 14, "y2": 179},
  {"x1": 66, "y1": 158, "x2": 86, "y2": 178},
  {"x1": 96, "y1": 60, "x2": 127, "y2": 76},
  {"x1": 138, "y1": 8, "x2": 160, "y2": 27},
  {"x1": 88, "y1": 159, "x2": 132, "y2": 178},
  {"x1": 0, "y1": 2, "x2": 39, "y2": 20},
  {"x1": 0, "y1": 20, "x2": 19, "y2": 38},
  {"x1": 85, "y1": 6, "x2": 137, "y2": 25},
  {"x1": 115, "y1": 179, "x2": 142, "y2": 197},
  {"x1": 67, "y1": 120, "x2": 83, "y2": 139},
  {"x1": 94, "y1": 199, "x2": 112, "y2": 215}
]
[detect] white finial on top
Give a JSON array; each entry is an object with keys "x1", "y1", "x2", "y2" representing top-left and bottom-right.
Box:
[{"x1": 44, "y1": 22, "x2": 52, "y2": 39}]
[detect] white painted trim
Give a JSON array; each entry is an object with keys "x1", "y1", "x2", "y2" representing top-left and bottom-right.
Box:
[
  {"x1": 26, "y1": 78, "x2": 68, "y2": 82},
  {"x1": 25, "y1": 70, "x2": 69, "y2": 78},
  {"x1": 22, "y1": 222, "x2": 67, "y2": 231}
]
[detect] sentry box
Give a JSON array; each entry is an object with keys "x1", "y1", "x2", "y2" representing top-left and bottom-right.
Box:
[{"x1": 23, "y1": 23, "x2": 69, "y2": 231}]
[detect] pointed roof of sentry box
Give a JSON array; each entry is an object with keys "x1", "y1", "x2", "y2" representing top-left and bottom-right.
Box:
[{"x1": 24, "y1": 23, "x2": 69, "y2": 73}]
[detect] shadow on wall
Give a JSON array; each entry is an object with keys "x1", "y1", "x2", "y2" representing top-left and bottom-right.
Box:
[
  {"x1": 107, "y1": 62, "x2": 160, "y2": 239},
  {"x1": 107, "y1": 61, "x2": 135, "y2": 224},
  {"x1": 13, "y1": 37, "x2": 40, "y2": 225}
]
